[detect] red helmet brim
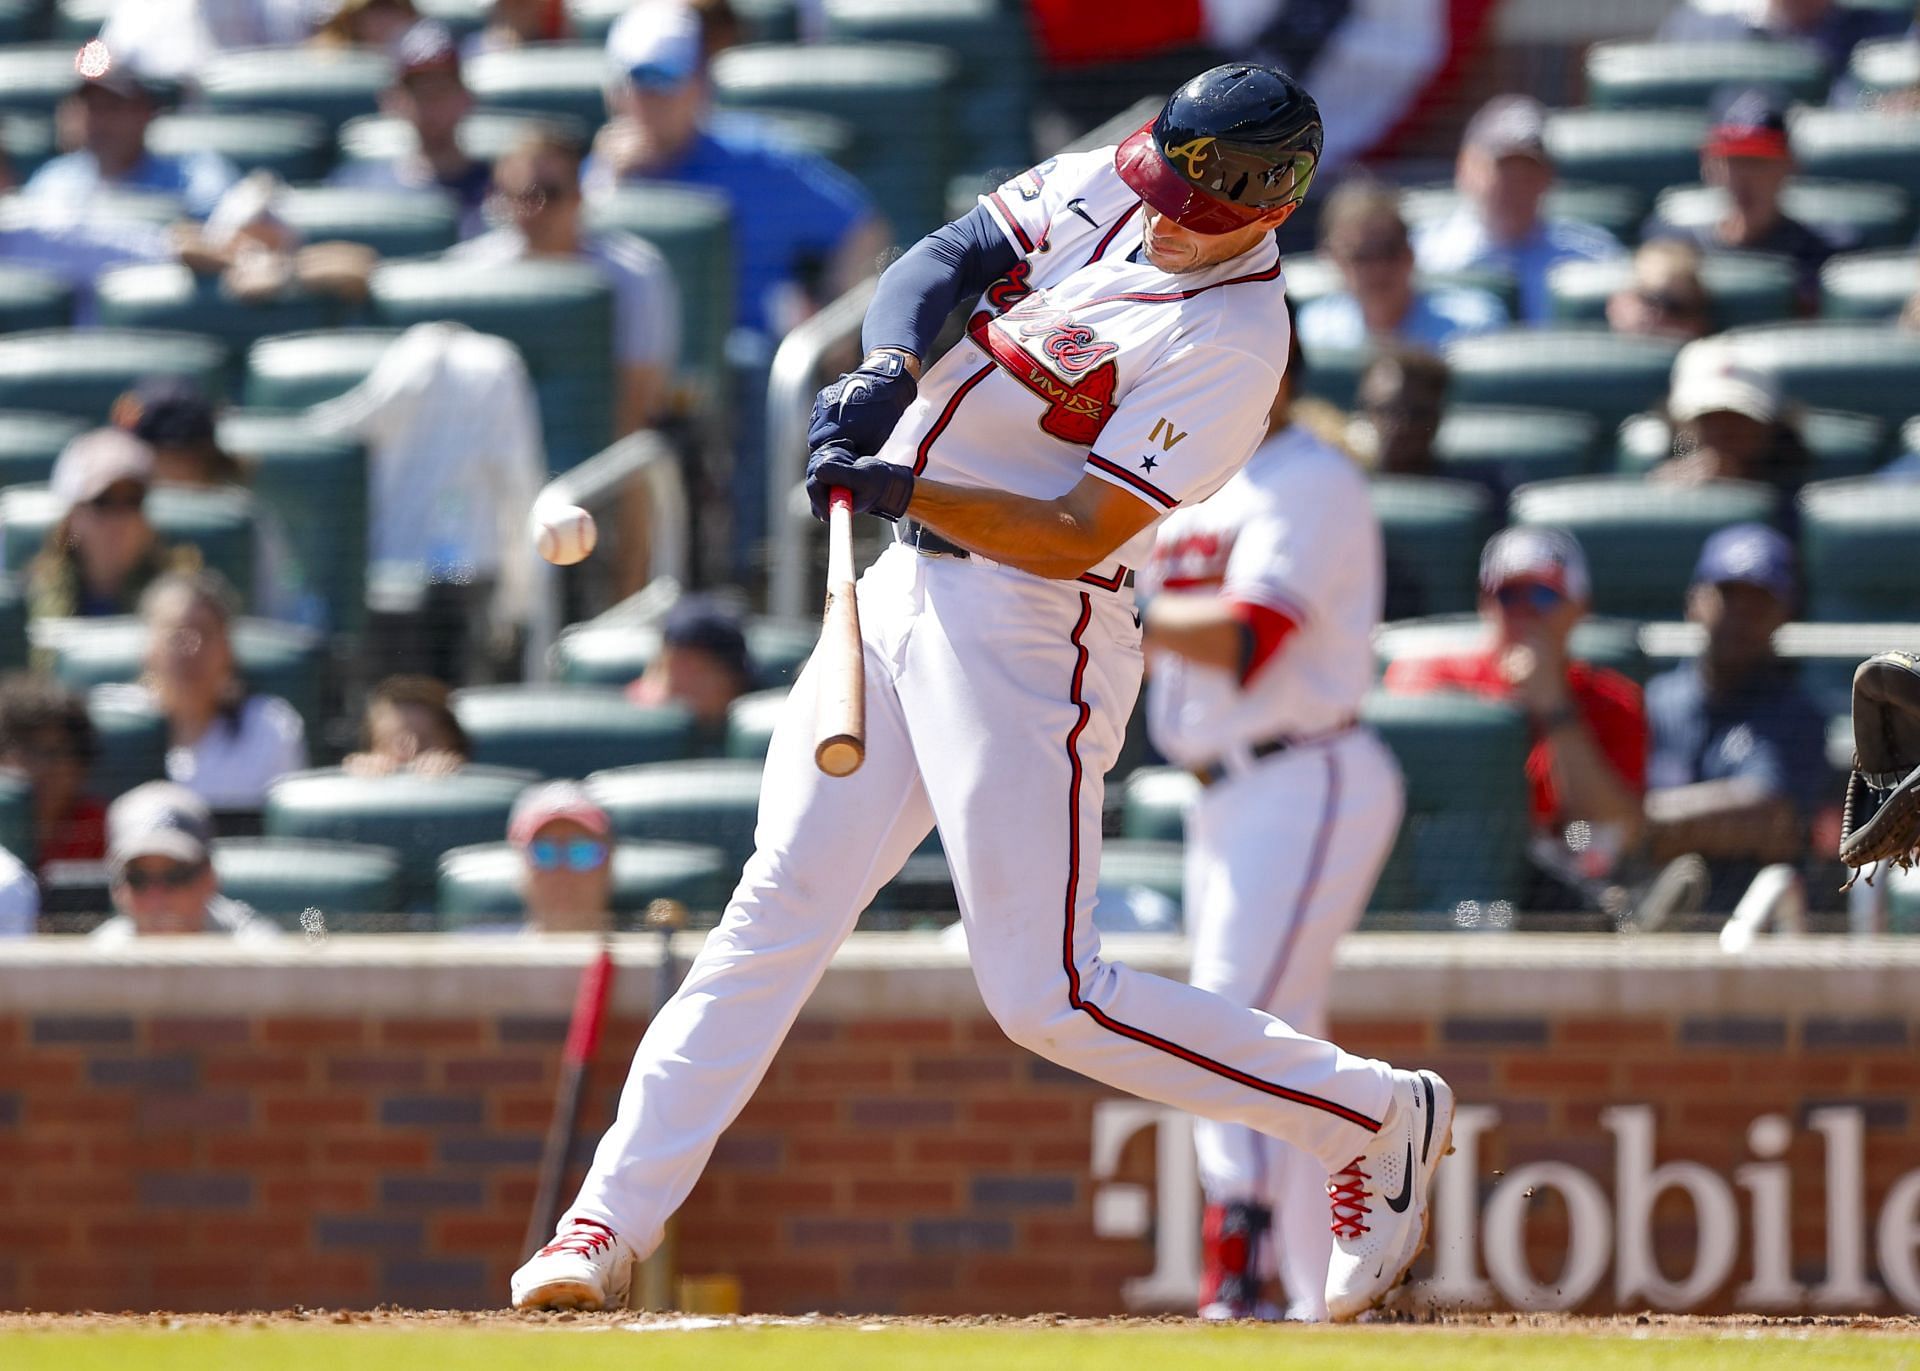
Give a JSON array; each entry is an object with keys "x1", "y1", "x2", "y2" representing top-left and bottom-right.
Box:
[{"x1": 1114, "y1": 120, "x2": 1281, "y2": 236}]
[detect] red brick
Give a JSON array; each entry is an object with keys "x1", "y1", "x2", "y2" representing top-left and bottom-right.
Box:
[
  {"x1": 322, "y1": 1136, "x2": 431, "y2": 1168},
  {"x1": 25, "y1": 1262, "x2": 138, "y2": 1309},
  {"x1": 379, "y1": 1018, "x2": 485, "y2": 1048},
  {"x1": 1739, "y1": 1058, "x2": 1856, "y2": 1090},
  {"x1": 1503, "y1": 1058, "x2": 1614, "y2": 1090},
  {"x1": 680, "y1": 1217, "x2": 781, "y2": 1249},
  {"x1": 734, "y1": 1178, "x2": 835, "y2": 1208},
  {"x1": 849, "y1": 1178, "x2": 956, "y2": 1210},
  {"x1": 1683, "y1": 1099, "x2": 1776, "y2": 1130},
  {"x1": 262, "y1": 1095, "x2": 370, "y2": 1127},
  {"x1": 1021, "y1": 1218, "x2": 1096, "y2": 1247},
  {"x1": 1558, "y1": 1019, "x2": 1670, "y2": 1048},
  {"x1": 200, "y1": 1217, "x2": 305, "y2": 1248},
  {"x1": 37, "y1": 1177, "x2": 135, "y2": 1207},
  {"x1": 207, "y1": 1137, "x2": 313, "y2": 1169},
  {"x1": 260, "y1": 1017, "x2": 364, "y2": 1048},
  {"x1": 494, "y1": 1177, "x2": 538, "y2": 1209},
  {"x1": 29, "y1": 1093, "x2": 137, "y2": 1127},
  {"x1": 735, "y1": 1097, "x2": 839, "y2": 1129},
  {"x1": 0, "y1": 1057, "x2": 81, "y2": 1089},
  {"x1": 912, "y1": 1137, "x2": 1015, "y2": 1167},
  {"x1": 435, "y1": 1217, "x2": 526, "y2": 1251},
  {"x1": 84, "y1": 1218, "x2": 192, "y2": 1250},
  {"x1": 968, "y1": 1099, "x2": 1076, "y2": 1128},
  {"x1": 1026, "y1": 1139, "x2": 1092, "y2": 1169},
  {"x1": 845, "y1": 1019, "x2": 955, "y2": 1046},
  {"x1": 1627, "y1": 1060, "x2": 1735, "y2": 1089},
  {"x1": 264, "y1": 1177, "x2": 369, "y2": 1210},
  {"x1": 496, "y1": 1094, "x2": 555, "y2": 1130},
  {"x1": 0, "y1": 1018, "x2": 18, "y2": 1050},
  {"x1": 445, "y1": 1056, "x2": 546, "y2": 1088},
  {"x1": 152, "y1": 1260, "x2": 258, "y2": 1299},
  {"x1": 90, "y1": 1134, "x2": 196, "y2": 1169},
  {"x1": 1868, "y1": 1060, "x2": 1920, "y2": 1090},
  {"x1": 0, "y1": 1218, "x2": 75, "y2": 1250},
  {"x1": 972, "y1": 1259, "x2": 1078, "y2": 1293},
  {"x1": 910, "y1": 1057, "x2": 1014, "y2": 1087},
  {"x1": 150, "y1": 1017, "x2": 253, "y2": 1049},
  {"x1": 0, "y1": 1137, "x2": 70, "y2": 1166},
  {"x1": 787, "y1": 1135, "x2": 895, "y2": 1168},
  {"x1": 791, "y1": 1057, "x2": 897, "y2": 1088},
  {"x1": 1331, "y1": 1019, "x2": 1433, "y2": 1051},
  {"x1": 203, "y1": 1055, "x2": 311, "y2": 1087}
]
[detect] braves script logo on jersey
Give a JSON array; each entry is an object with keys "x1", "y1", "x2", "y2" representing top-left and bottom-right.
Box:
[{"x1": 969, "y1": 295, "x2": 1121, "y2": 446}]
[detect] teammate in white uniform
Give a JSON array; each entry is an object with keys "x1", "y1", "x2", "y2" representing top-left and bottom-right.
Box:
[
  {"x1": 1141, "y1": 343, "x2": 1404, "y2": 1321},
  {"x1": 512, "y1": 65, "x2": 1453, "y2": 1322}
]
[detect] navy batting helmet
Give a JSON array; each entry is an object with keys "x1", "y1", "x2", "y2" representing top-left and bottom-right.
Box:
[{"x1": 1115, "y1": 63, "x2": 1324, "y2": 235}]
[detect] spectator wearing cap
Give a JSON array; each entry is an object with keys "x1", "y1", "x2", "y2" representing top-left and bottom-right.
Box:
[
  {"x1": 628, "y1": 594, "x2": 751, "y2": 740},
  {"x1": 1652, "y1": 337, "x2": 1812, "y2": 498},
  {"x1": 0, "y1": 674, "x2": 106, "y2": 874},
  {"x1": 1606, "y1": 239, "x2": 1716, "y2": 343},
  {"x1": 1413, "y1": 95, "x2": 1624, "y2": 324},
  {"x1": 343, "y1": 674, "x2": 472, "y2": 777},
  {"x1": 1645, "y1": 88, "x2": 1840, "y2": 311},
  {"x1": 584, "y1": 0, "x2": 888, "y2": 341},
  {"x1": 330, "y1": 21, "x2": 494, "y2": 238},
  {"x1": 110, "y1": 377, "x2": 315, "y2": 626},
  {"x1": 1385, "y1": 528, "x2": 1648, "y2": 906},
  {"x1": 22, "y1": 45, "x2": 236, "y2": 220},
  {"x1": 507, "y1": 782, "x2": 615, "y2": 934},
  {"x1": 90, "y1": 781, "x2": 277, "y2": 941},
  {"x1": 27, "y1": 428, "x2": 197, "y2": 633},
  {"x1": 1658, "y1": 0, "x2": 1903, "y2": 100},
  {"x1": 1294, "y1": 180, "x2": 1506, "y2": 353},
  {"x1": 451, "y1": 129, "x2": 680, "y2": 433},
  {"x1": 1642, "y1": 524, "x2": 1833, "y2": 914},
  {"x1": 96, "y1": 0, "x2": 315, "y2": 91}
]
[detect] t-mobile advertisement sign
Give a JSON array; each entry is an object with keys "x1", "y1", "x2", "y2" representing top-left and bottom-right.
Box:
[{"x1": 1092, "y1": 1102, "x2": 1920, "y2": 1314}]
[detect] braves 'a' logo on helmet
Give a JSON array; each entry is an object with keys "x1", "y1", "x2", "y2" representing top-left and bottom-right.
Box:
[
  {"x1": 970, "y1": 295, "x2": 1120, "y2": 446},
  {"x1": 1162, "y1": 135, "x2": 1216, "y2": 178}
]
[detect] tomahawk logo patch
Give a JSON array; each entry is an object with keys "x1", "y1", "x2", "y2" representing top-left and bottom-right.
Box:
[{"x1": 970, "y1": 294, "x2": 1120, "y2": 446}]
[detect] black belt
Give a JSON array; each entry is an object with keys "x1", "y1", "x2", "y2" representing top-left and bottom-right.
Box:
[
  {"x1": 898, "y1": 520, "x2": 1137, "y2": 591},
  {"x1": 1190, "y1": 720, "x2": 1358, "y2": 788}
]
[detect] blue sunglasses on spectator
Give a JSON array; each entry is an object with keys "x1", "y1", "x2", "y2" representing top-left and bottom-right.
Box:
[
  {"x1": 1494, "y1": 582, "x2": 1565, "y2": 612},
  {"x1": 528, "y1": 839, "x2": 610, "y2": 872}
]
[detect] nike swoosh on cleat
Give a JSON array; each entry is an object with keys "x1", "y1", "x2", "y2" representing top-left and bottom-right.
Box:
[
  {"x1": 1420, "y1": 1074, "x2": 1435, "y2": 1161},
  {"x1": 1384, "y1": 1145, "x2": 1414, "y2": 1213}
]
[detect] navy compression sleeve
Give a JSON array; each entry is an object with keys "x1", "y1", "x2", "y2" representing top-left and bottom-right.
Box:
[{"x1": 861, "y1": 202, "x2": 1021, "y2": 361}]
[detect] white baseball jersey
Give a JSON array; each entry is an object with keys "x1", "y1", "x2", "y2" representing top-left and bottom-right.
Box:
[
  {"x1": 873, "y1": 148, "x2": 1292, "y2": 580},
  {"x1": 1142, "y1": 423, "x2": 1384, "y2": 768}
]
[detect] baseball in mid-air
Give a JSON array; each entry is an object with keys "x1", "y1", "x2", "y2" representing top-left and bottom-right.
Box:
[{"x1": 534, "y1": 503, "x2": 597, "y2": 566}]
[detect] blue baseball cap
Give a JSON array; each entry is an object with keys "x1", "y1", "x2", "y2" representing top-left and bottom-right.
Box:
[
  {"x1": 606, "y1": 3, "x2": 701, "y2": 89},
  {"x1": 1692, "y1": 523, "x2": 1795, "y2": 603}
]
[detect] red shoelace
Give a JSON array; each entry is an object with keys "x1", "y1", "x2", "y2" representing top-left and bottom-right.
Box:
[
  {"x1": 1328, "y1": 1159, "x2": 1372, "y2": 1239},
  {"x1": 538, "y1": 1219, "x2": 616, "y2": 1259}
]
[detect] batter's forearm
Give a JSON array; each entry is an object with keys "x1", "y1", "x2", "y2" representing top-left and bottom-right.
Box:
[{"x1": 907, "y1": 479, "x2": 1109, "y2": 579}]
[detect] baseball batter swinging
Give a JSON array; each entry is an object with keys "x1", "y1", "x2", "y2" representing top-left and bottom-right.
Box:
[{"x1": 513, "y1": 64, "x2": 1454, "y2": 1323}]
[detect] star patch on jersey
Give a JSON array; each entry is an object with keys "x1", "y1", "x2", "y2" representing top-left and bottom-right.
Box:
[{"x1": 1138, "y1": 454, "x2": 1158, "y2": 472}]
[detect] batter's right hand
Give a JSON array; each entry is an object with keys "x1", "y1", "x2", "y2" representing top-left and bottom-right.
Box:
[
  {"x1": 809, "y1": 351, "x2": 918, "y2": 456},
  {"x1": 806, "y1": 443, "x2": 915, "y2": 522}
]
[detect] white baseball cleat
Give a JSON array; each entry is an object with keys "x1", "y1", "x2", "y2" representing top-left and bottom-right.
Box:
[
  {"x1": 1324, "y1": 1068, "x2": 1455, "y2": 1322},
  {"x1": 511, "y1": 1217, "x2": 634, "y2": 1311}
]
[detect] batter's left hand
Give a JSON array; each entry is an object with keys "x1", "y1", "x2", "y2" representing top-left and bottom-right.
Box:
[
  {"x1": 809, "y1": 351, "x2": 918, "y2": 456},
  {"x1": 806, "y1": 443, "x2": 914, "y2": 522}
]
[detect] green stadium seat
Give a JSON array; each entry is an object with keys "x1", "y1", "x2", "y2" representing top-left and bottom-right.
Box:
[
  {"x1": 212, "y1": 837, "x2": 403, "y2": 927},
  {"x1": 199, "y1": 46, "x2": 393, "y2": 134},
  {"x1": 42, "y1": 615, "x2": 326, "y2": 738},
  {"x1": 464, "y1": 44, "x2": 610, "y2": 132},
  {"x1": 1364, "y1": 689, "x2": 1531, "y2": 917},
  {"x1": 368, "y1": 258, "x2": 614, "y2": 472},
  {"x1": 453, "y1": 686, "x2": 696, "y2": 778},
  {"x1": 0, "y1": 576, "x2": 22, "y2": 673},
  {"x1": 0, "y1": 264, "x2": 72, "y2": 334},
  {"x1": 0, "y1": 409, "x2": 83, "y2": 488},
  {"x1": 243, "y1": 329, "x2": 400, "y2": 410},
  {"x1": 554, "y1": 615, "x2": 817, "y2": 690},
  {"x1": 1545, "y1": 109, "x2": 1709, "y2": 203},
  {"x1": 263, "y1": 765, "x2": 535, "y2": 912},
  {"x1": 0, "y1": 114, "x2": 56, "y2": 183},
  {"x1": 1584, "y1": 41, "x2": 1829, "y2": 108},
  {"x1": 585, "y1": 185, "x2": 734, "y2": 397},
  {"x1": 415, "y1": 0, "x2": 491, "y2": 38},
  {"x1": 1293, "y1": 343, "x2": 1370, "y2": 410},
  {"x1": 0, "y1": 0, "x2": 40, "y2": 42},
  {"x1": 821, "y1": 0, "x2": 1032, "y2": 174},
  {"x1": 1819, "y1": 249, "x2": 1917, "y2": 321},
  {"x1": 1791, "y1": 109, "x2": 1920, "y2": 201},
  {"x1": 724, "y1": 687, "x2": 789, "y2": 761},
  {"x1": 274, "y1": 186, "x2": 461, "y2": 259},
  {"x1": 0, "y1": 768, "x2": 28, "y2": 862},
  {"x1": 1653, "y1": 180, "x2": 1913, "y2": 250},
  {"x1": 217, "y1": 409, "x2": 367, "y2": 637},
  {"x1": 0, "y1": 47, "x2": 94, "y2": 117},
  {"x1": 1798, "y1": 478, "x2": 1920, "y2": 620},
  {"x1": 873, "y1": 837, "x2": 1188, "y2": 931},
  {"x1": 337, "y1": 108, "x2": 587, "y2": 168},
  {"x1": 2, "y1": 484, "x2": 258, "y2": 604},
  {"x1": 1431, "y1": 406, "x2": 1602, "y2": 493},
  {"x1": 1119, "y1": 765, "x2": 1200, "y2": 843},
  {"x1": 1510, "y1": 476, "x2": 1778, "y2": 619},
  {"x1": 1374, "y1": 613, "x2": 1650, "y2": 683},
  {"x1": 1096, "y1": 839, "x2": 1186, "y2": 914},
  {"x1": 711, "y1": 41, "x2": 959, "y2": 241},
  {"x1": 586, "y1": 759, "x2": 763, "y2": 874},
  {"x1": 1547, "y1": 251, "x2": 1797, "y2": 329},
  {"x1": 1444, "y1": 328, "x2": 1681, "y2": 433},
  {"x1": 93, "y1": 266, "x2": 350, "y2": 385},
  {"x1": 51, "y1": 0, "x2": 111, "y2": 40},
  {"x1": 1616, "y1": 408, "x2": 1888, "y2": 479},
  {"x1": 436, "y1": 838, "x2": 733, "y2": 928},
  {"x1": 85, "y1": 684, "x2": 167, "y2": 800},
  {"x1": 1720, "y1": 322, "x2": 1920, "y2": 423},
  {"x1": 1848, "y1": 36, "x2": 1920, "y2": 101},
  {"x1": 147, "y1": 111, "x2": 332, "y2": 182},
  {"x1": 1401, "y1": 182, "x2": 1646, "y2": 247},
  {"x1": 1369, "y1": 476, "x2": 1498, "y2": 618},
  {"x1": 0, "y1": 329, "x2": 227, "y2": 419}
]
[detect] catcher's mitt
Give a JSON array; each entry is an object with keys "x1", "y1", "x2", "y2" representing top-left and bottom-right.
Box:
[{"x1": 1840, "y1": 651, "x2": 1920, "y2": 878}]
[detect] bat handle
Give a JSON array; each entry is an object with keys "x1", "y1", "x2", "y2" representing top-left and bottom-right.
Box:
[{"x1": 814, "y1": 485, "x2": 865, "y2": 777}]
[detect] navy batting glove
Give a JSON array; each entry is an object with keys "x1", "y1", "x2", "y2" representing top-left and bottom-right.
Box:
[
  {"x1": 808, "y1": 351, "x2": 917, "y2": 457},
  {"x1": 806, "y1": 443, "x2": 915, "y2": 522}
]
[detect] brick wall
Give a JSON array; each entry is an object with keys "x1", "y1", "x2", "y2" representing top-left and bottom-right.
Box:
[{"x1": 1, "y1": 936, "x2": 1917, "y2": 1315}]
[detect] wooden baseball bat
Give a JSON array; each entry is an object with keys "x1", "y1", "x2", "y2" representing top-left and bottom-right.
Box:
[
  {"x1": 523, "y1": 935, "x2": 616, "y2": 1259},
  {"x1": 813, "y1": 486, "x2": 866, "y2": 777}
]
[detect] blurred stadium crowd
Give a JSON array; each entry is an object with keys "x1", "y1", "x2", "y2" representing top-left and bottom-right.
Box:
[{"x1": 2, "y1": 0, "x2": 1920, "y2": 939}]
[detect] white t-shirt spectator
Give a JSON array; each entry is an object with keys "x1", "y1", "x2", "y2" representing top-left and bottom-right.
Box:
[
  {"x1": 448, "y1": 227, "x2": 681, "y2": 370},
  {"x1": 0, "y1": 205, "x2": 174, "y2": 323},
  {"x1": 96, "y1": 685, "x2": 308, "y2": 809},
  {"x1": 90, "y1": 893, "x2": 282, "y2": 943},
  {"x1": 0, "y1": 847, "x2": 37, "y2": 936}
]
